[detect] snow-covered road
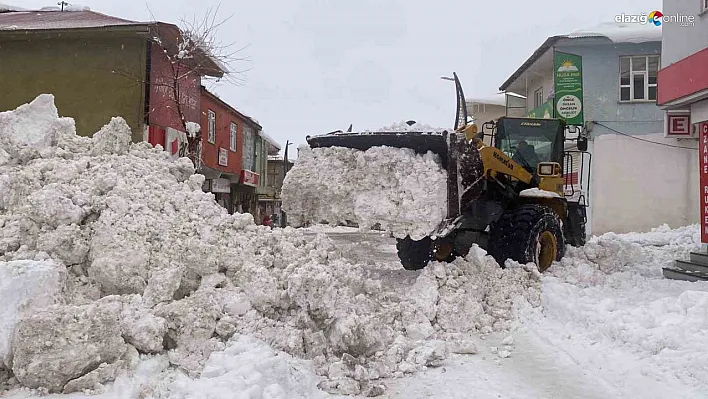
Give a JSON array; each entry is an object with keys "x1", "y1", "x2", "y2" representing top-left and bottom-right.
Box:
[{"x1": 303, "y1": 225, "x2": 708, "y2": 399}]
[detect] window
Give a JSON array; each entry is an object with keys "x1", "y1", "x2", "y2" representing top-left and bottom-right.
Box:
[
  {"x1": 620, "y1": 55, "x2": 659, "y2": 101},
  {"x1": 242, "y1": 126, "x2": 254, "y2": 170},
  {"x1": 207, "y1": 110, "x2": 215, "y2": 143},
  {"x1": 230, "y1": 122, "x2": 238, "y2": 151},
  {"x1": 703, "y1": 0, "x2": 708, "y2": 13},
  {"x1": 534, "y1": 88, "x2": 544, "y2": 108}
]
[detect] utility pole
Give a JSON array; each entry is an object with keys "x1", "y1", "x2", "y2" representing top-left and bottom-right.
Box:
[{"x1": 58, "y1": 1, "x2": 69, "y2": 11}]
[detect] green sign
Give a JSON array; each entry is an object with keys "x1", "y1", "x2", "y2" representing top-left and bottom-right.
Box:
[
  {"x1": 524, "y1": 98, "x2": 554, "y2": 119},
  {"x1": 553, "y1": 51, "x2": 584, "y2": 125}
]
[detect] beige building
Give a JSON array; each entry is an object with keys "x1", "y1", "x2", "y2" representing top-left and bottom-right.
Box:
[{"x1": 466, "y1": 94, "x2": 506, "y2": 125}]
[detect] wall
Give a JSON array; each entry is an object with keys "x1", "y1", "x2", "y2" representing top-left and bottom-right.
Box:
[
  {"x1": 525, "y1": 74, "x2": 554, "y2": 112},
  {"x1": 199, "y1": 91, "x2": 246, "y2": 176},
  {"x1": 148, "y1": 43, "x2": 200, "y2": 132},
  {"x1": 0, "y1": 32, "x2": 147, "y2": 141},
  {"x1": 556, "y1": 39, "x2": 664, "y2": 136},
  {"x1": 468, "y1": 103, "x2": 506, "y2": 124},
  {"x1": 661, "y1": 2, "x2": 708, "y2": 66},
  {"x1": 590, "y1": 133, "x2": 698, "y2": 234}
]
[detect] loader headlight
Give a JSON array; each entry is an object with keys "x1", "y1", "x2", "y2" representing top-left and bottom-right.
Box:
[
  {"x1": 539, "y1": 164, "x2": 553, "y2": 175},
  {"x1": 537, "y1": 162, "x2": 560, "y2": 176}
]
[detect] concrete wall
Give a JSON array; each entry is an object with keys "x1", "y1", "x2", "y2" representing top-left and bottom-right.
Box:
[
  {"x1": 468, "y1": 103, "x2": 506, "y2": 125},
  {"x1": 556, "y1": 39, "x2": 664, "y2": 136},
  {"x1": 590, "y1": 133, "x2": 698, "y2": 234},
  {"x1": 525, "y1": 74, "x2": 554, "y2": 112},
  {"x1": 0, "y1": 32, "x2": 147, "y2": 141},
  {"x1": 661, "y1": 2, "x2": 708, "y2": 66}
]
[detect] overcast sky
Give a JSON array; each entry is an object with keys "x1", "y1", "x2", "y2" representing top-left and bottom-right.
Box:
[{"x1": 14, "y1": 0, "x2": 661, "y2": 153}]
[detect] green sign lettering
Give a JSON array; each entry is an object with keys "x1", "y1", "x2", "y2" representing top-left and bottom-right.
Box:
[{"x1": 553, "y1": 51, "x2": 584, "y2": 126}]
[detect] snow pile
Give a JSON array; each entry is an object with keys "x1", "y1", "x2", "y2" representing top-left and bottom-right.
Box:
[
  {"x1": 367, "y1": 121, "x2": 447, "y2": 133},
  {"x1": 0, "y1": 95, "x2": 544, "y2": 397},
  {"x1": 404, "y1": 246, "x2": 542, "y2": 341},
  {"x1": 0, "y1": 260, "x2": 66, "y2": 371},
  {"x1": 281, "y1": 145, "x2": 448, "y2": 240},
  {"x1": 167, "y1": 334, "x2": 330, "y2": 399}
]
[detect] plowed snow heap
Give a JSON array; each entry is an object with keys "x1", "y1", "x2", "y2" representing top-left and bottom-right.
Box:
[
  {"x1": 0, "y1": 95, "x2": 541, "y2": 396},
  {"x1": 281, "y1": 122, "x2": 449, "y2": 239}
]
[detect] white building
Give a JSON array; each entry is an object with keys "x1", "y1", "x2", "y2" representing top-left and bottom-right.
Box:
[{"x1": 499, "y1": 21, "x2": 698, "y2": 235}]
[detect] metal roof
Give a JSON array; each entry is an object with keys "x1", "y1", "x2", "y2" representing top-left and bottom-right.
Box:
[{"x1": 0, "y1": 10, "x2": 145, "y2": 30}]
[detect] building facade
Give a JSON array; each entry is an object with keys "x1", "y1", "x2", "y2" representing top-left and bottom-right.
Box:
[
  {"x1": 0, "y1": 10, "x2": 222, "y2": 144},
  {"x1": 657, "y1": 1, "x2": 708, "y2": 242},
  {"x1": 199, "y1": 86, "x2": 269, "y2": 220},
  {"x1": 499, "y1": 22, "x2": 698, "y2": 235},
  {"x1": 466, "y1": 94, "x2": 507, "y2": 125}
]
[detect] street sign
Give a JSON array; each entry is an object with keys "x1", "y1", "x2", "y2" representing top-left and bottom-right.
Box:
[
  {"x1": 700, "y1": 122, "x2": 708, "y2": 243},
  {"x1": 667, "y1": 113, "x2": 692, "y2": 136}
]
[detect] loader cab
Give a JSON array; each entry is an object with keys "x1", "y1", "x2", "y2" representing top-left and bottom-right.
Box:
[{"x1": 492, "y1": 117, "x2": 566, "y2": 174}]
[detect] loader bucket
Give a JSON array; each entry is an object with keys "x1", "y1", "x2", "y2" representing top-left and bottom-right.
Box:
[{"x1": 306, "y1": 131, "x2": 451, "y2": 168}]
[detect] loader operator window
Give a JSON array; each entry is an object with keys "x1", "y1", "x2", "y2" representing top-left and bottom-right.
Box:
[{"x1": 496, "y1": 119, "x2": 562, "y2": 174}]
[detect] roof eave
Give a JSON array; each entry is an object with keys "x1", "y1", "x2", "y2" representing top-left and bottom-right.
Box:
[
  {"x1": 200, "y1": 86, "x2": 263, "y2": 130},
  {"x1": 499, "y1": 35, "x2": 566, "y2": 92}
]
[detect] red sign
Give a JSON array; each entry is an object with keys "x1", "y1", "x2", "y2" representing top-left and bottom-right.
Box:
[
  {"x1": 667, "y1": 114, "x2": 691, "y2": 136},
  {"x1": 700, "y1": 122, "x2": 708, "y2": 243},
  {"x1": 241, "y1": 170, "x2": 260, "y2": 187}
]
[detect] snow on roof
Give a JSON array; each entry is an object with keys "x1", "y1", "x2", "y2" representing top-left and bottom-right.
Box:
[
  {"x1": 267, "y1": 155, "x2": 295, "y2": 162},
  {"x1": 467, "y1": 93, "x2": 506, "y2": 106},
  {"x1": 0, "y1": 10, "x2": 144, "y2": 31},
  {"x1": 0, "y1": 3, "x2": 25, "y2": 12},
  {"x1": 567, "y1": 22, "x2": 661, "y2": 43},
  {"x1": 258, "y1": 131, "x2": 281, "y2": 151}
]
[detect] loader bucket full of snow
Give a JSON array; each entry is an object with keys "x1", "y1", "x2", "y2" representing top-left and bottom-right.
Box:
[{"x1": 306, "y1": 130, "x2": 451, "y2": 168}]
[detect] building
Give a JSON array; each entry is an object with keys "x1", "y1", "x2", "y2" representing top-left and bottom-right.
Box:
[
  {"x1": 657, "y1": 2, "x2": 707, "y2": 242},
  {"x1": 260, "y1": 154, "x2": 295, "y2": 224},
  {"x1": 0, "y1": 9, "x2": 223, "y2": 144},
  {"x1": 499, "y1": 21, "x2": 698, "y2": 235},
  {"x1": 199, "y1": 86, "x2": 274, "y2": 222},
  {"x1": 254, "y1": 132, "x2": 281, "y2": 223},
  {"x1": 466, "y1": 94, "x2": 507, "y2": 125}
]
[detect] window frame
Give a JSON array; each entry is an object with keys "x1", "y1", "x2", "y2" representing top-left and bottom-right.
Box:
[
  {"x1": 534, "y1": 87, "x2": 544, "y2": 108},
  {"x1": 207, "y1": 110, "x2": 216, "y2": 144},
  {"x1": 702, "y1": 0, "x2": 708, "y2": 13},
  {"x1": 619, "y1": 55, "x2": 660, "y2": 102},
  {"x1": 229, "y1": 122, "x2": 238, "y2": 152}
]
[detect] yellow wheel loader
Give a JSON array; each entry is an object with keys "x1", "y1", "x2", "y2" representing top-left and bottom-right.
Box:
[{"x1": 305, "y1": 73, "x2": 590, "y2": 272}]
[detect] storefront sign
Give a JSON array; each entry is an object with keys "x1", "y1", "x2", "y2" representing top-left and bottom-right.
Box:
[
  {"x1": 700, "y1": 122, "x2": 708, "y2": 243},
  {"x1": 524, "y1": 98, "x2": 554, "y2": 119},
  {"x1": 667, "y1": 113, "x2": 691, "y2": 136},
  {"x1": 211, "y1": 178, "x2": 231, "y2": 193},
  {"x1": 241, "y1": 170, "x2": 260, "y2": 187},
  {"x1": 218, "y1": 148, "x2": 228, "y2": 167},
  {"x1": 553, "y1": 51, "x2": 584, "y2": 126}
]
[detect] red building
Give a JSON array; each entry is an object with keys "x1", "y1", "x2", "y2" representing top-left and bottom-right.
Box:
[
  {"x1": 143, "y1": 23, "x2": 224, "y2": 158},
  {"x1": 199, "y1": 86, "x2": 263, "y2": 214}
]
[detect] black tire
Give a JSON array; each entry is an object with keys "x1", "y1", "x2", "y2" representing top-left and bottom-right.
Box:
[
  {"x1": 487, "y1": 204, "x2": 566, "y2": 272},
  {"x1": 396, "y1": 236, "x2": 433, "y2": 270}
]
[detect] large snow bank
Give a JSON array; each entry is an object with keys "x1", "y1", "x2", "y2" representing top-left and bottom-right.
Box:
[
  {"x1": 0, "y1": 260, "x2": 65, "y2": 370},
  {"x1": 281, "y1": 145, "x2": 448, "y2": 239},
  {"x1": 0, "y1": 95, "x2": 543, "y2": 396}
]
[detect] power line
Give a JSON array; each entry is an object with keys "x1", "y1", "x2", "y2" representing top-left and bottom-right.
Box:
[{"x1": 593, "y1": 122, "x2": 698, "y2": 150}]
